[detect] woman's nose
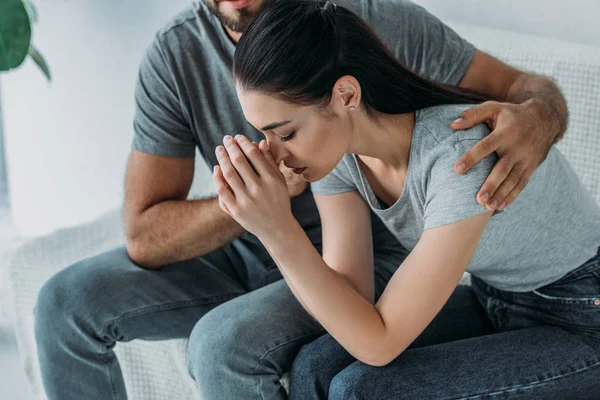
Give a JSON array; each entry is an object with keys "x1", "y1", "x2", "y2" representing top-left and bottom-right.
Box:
[{"x1": 267, "y1": 140, "x2": 287, "y2": 164}]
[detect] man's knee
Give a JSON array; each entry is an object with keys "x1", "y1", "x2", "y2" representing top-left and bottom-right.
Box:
[
  {"x1": 35, "y1": 247, "x2": 133, "y2": 339},
  {"x1": 35, "y1": 264, "x2": 88, "y2": 337}
]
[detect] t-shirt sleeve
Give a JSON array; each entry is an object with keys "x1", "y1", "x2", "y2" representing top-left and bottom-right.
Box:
[
  {"x1": 310, "y1": 160, "x2": 357, "y2": 196},
  {"x1": 353, "y1": 0, "x2": 475, "y2": 85},
  {"x1": 424, "y1": 135, "x2": 499, "y2": 230},
  {"x1": 131, "y1": 37, "x2": 197, "y2": 158}
]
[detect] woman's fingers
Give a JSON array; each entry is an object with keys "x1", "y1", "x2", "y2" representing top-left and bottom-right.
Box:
[
  {"x1": 222, "y1": 135, "x2": 259, "y2": 188},
  {"x1": 215, "y1": 145, "x2": 246, "y2": 196},
  {"x1": 233, "y1": 135, "x2": 275, "y2": 177},
  {"x1": 259, "y1": 140, "x2": 278, "y2": 168},
  {"x1": 213, "y1": 165, "x2": 235, "y2": 214}
]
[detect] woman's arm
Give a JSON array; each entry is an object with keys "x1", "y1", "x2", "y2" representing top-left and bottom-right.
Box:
[
  {"x1": 313, "y1": 191, "x2": 376, "y2": 303},
  {"x1": 268, "y1": 190, "x2": 376, "y2": 318},
  {"x1": 262, "y1": 210, "x2": 492, "y2": 366}
]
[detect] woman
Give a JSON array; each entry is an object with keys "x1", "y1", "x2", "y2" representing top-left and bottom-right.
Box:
[{"x1": 213, "y1": 0, "x2": 600, "y2": 398}]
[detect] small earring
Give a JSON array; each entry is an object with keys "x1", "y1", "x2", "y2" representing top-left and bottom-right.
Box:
[{"x1": 349, "y1": 106, "x2": 355, "y2": 111}]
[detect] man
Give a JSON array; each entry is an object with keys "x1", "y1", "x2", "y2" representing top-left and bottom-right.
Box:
[{"x1": 33, "y1": 0, "x2": 568, "y2": 399}]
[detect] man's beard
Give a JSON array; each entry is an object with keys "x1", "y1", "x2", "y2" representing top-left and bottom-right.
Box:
[{"x1": 203, "y1": 0, "x2": 273, "y2": 33}]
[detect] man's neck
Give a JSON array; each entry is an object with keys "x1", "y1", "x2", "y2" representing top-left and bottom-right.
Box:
[{"x1": 225, "y1": 25, "x2": 242, "y2": 45}]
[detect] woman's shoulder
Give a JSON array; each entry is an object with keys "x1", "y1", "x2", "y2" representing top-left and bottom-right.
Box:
[{"x1": 415, "y1": 104, "x2": 491, "y2": 146}]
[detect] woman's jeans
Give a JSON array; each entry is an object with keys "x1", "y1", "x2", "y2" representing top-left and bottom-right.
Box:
[{"x1": 289, "y1": 246, "x2": 600, "y2": 400}]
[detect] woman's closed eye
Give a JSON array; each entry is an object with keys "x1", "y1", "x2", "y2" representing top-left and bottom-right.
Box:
[{"x1": 280, "y1": 131, "x2": 296, "y2": 142}]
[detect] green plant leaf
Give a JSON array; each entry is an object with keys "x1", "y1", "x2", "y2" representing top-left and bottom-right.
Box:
[
  {"x1": 0, "y1": 0, "x2": 32, "y2": 71},
  {"x1": 28, "y1": 44, "x2": 50, "y2": 80},
  {"x1": 22, "y1": 0, "x2": 38, "y2": 24}
]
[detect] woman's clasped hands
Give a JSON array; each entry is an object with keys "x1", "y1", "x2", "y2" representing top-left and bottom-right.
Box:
[{"x1": 214, "y1": 135, "x2": 296, "y2": 239}]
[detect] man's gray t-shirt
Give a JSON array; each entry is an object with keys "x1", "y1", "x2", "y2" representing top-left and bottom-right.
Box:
[
  {"x1": 311, "y1": 104, "x2": 600, "y2": 292},
  {"x1": 131, "y1": 0, "x2": 475, "y2": 263}
]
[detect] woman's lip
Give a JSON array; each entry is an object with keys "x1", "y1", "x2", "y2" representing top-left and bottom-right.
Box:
[
  {"x1": 292, "y1": 167, "x2": 307, "y2": 174},
  {"x1": 220, "y1": 0, "x2": 254, "y2": 9}
]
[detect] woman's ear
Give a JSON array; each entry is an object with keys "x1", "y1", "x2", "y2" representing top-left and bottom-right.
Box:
[{"x1": 332, "y1": 75, "x2": 362, "y2": 112}]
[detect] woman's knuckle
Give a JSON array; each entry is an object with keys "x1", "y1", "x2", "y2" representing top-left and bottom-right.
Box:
[
  {"x1": 247, "y1": 185, "x2": 260, "y2": 198},
  {"x1": 247, "y1": 148, "x2": 260, "y2": 158},
  {"x1": 216, "y1": 186, "x2": 228, "y2": 196},
  {"x1": 232, "y1": 154, "x2": 245, "y2": 165}
]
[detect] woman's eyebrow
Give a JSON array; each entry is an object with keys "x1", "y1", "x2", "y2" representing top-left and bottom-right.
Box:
[{"x1": 261, "y1": 120, "x2": 292, "y2": 131}]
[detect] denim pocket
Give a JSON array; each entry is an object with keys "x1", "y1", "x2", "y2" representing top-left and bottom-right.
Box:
[{"x1": 531, "y1": 255, "x2": 600, "y2": 307}]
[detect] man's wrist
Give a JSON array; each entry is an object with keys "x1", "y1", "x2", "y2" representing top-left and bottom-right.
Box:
[{"x1": 522, "y1": 98, "x2": 562, "y2": 143}]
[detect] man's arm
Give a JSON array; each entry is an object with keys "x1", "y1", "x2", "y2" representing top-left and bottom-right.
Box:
[
  {"x1": 123, "y1": 150, "x2": 245, "y2": 269},
  {"x1": 451, "y1": 50, "x2": 569, "y2": 211},
  {"x1": 124, "y1": 36, "x2": 252, "y2": 269}
]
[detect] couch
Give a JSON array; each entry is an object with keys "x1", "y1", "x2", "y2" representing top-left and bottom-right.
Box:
[{"x1": 8, "y1": 22, "x2": 600, "y2": 399}]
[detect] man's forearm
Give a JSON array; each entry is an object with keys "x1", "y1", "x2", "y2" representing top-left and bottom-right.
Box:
[
  {"x1": 126, "y1": 197, "x2": 245, "y2": 269},
  {"x1": 505, "y1": 73, "x2": 569, "y2": 143}
]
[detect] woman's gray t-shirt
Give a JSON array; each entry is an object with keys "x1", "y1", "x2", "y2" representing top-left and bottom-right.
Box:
[{"x1": 311, "y1": 104, "x2": 600, "y2": 292}]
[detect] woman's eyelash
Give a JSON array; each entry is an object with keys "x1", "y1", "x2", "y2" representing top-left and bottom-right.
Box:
[{"x1": 280, "y1": 132, "x2": 295, "y2": 142}]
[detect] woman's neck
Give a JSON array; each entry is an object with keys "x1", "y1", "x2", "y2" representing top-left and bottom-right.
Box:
[{"x1": 347, "y1": 111, "x2": 415, "y2": 171}]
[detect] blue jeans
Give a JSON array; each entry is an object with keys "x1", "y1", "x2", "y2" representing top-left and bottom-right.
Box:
[
  {"x1": 289, "y1": 246, "x2": 600, "y2": 399},
  {"x1": 34, "y1": 234, "x2": 407, "y2": 399}
]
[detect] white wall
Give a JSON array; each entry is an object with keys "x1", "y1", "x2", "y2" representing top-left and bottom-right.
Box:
[
  {"x1": 1, "y1": 0, "x2": 194, "y2": 237},
  {"x1": 413, "y1": 0, "x2": 600, "y2": 48}
]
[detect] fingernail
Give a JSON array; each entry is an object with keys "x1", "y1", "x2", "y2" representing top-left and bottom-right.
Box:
[
  {"x1": 216, "y1": 146, "x2": 223, "y2": 153},
  {"x1": 235, "y1": 134, "x2": 243, "y2": 141},
  {"x1": 456, "y1": 163, "x2": 465, "y2": 173},
  {"x1": 499, "y1": 201, "x2": 506, "y2": 210},
  {"x1": 481, "y1": 193, "x2": 489, "y2": 203},
  {"x1": 224, "y1": 136, "x2": 233, "y2": 143},
  {"x1": 213, "y1": 166, "x2": 217, "y2": 173},
  {"x1": 453, "y1": 118, "x2": 463, "y2": 124},
  {"x1": 490, "y1": 200, "x2": 498, "y2": 209}
]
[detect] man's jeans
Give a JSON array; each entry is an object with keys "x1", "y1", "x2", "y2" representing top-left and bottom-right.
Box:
[
  {"x1": 33, "y1": 236, "x2": 407, "y2": 400},
  {"x1": 289, "y1": 246, "x2": 600, "y2": 399}
]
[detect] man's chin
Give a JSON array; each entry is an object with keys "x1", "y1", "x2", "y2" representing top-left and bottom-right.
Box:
[{"x1": 204, "y1": 0, "x2": 271, "y2": 33}]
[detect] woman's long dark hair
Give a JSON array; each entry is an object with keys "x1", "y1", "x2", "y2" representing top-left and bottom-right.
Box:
[{"x1": 233, "y1": 0, "x2": 486, "y2": 116}]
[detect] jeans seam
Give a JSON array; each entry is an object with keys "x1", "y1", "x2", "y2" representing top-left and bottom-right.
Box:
[
  {"x1": 253, "y1": 330, "x2": 324, "y2": 400},
  {"x1": 453, "y1": 359, "x2": 600, "y2": 399},
  {"x1": 106, "y1": 353, "x2": 119, "y2": 400},
  {"x1": 99, "y1": 292, "x2": 241, "y2": 338}
]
